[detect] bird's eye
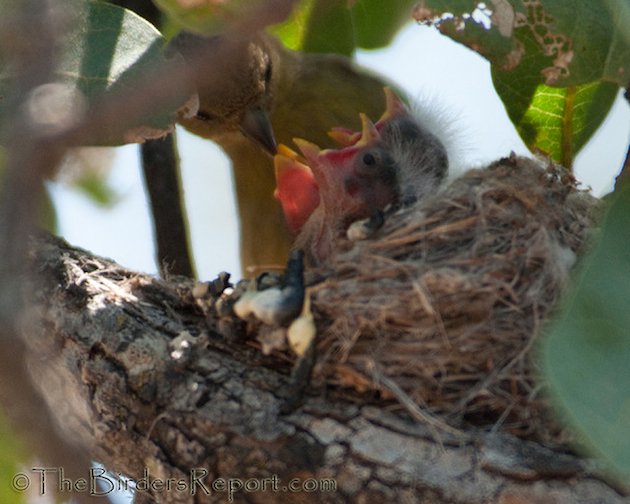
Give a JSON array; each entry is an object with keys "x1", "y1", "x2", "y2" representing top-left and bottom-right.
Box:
[
  {"x1": 196, "y1": 110, "x2": 217, "y2": 122},
  {"x1": 264, "y1": 62, "x2": 273, "y2": 85},
  {"x1": 363, "y1": 153, "x2": 377, "y2": 166},
  {"x1": 355, "y1": 147, "x2": 398, "y2": 186},
  {"x1": 355, "y1": 150, "x2": 383, "y2": 176}
]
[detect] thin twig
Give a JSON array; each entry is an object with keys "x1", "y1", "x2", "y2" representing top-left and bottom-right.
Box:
[{"x1": 366, "y1": 361, "x2": 467, "y2": 443}]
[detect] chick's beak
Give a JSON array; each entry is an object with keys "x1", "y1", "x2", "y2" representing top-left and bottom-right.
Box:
[{"x1": 240, "y1": 107, "x2": 278, "y2": 155}]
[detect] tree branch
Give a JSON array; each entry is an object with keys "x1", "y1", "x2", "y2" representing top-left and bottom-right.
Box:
[{"x1": 19, "y1": 233, "x2": 626, "y2": 504}]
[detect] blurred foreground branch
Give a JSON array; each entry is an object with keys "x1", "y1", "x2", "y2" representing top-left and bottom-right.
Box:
[{"x1": 0, "y1": 2, "x2": 97, "y2": 501}]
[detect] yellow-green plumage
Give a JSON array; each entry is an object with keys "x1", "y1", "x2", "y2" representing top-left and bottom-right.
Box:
[{"x1": 177, "y1": 33, "x2": 389, "y2": 274}]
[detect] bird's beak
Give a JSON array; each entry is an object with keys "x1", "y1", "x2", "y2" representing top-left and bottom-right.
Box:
[
  {"x1": 240, "y1": 107, "x2": 278, "y2": 155},
  {"x1": 376, "y1": 87, "x2": 407, "y2": 127}
]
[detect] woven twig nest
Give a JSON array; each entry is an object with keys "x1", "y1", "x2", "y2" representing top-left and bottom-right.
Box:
[{"x1": 307, "y1": 154, "x2": 600, "y2": 441}]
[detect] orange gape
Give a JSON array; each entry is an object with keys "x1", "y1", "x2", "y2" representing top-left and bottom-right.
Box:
[{"x1": 273, "y1": 144, "x2": 320, "y2": 235}]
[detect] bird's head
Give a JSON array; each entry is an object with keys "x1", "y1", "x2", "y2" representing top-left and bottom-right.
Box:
[
  {"x1": 281, "y1": 114, "x2": 400, "y2": 264},
  {"x1": 294, "y1": 114, "x2": 399, "y2": 222},
  {"x1": 330, "y1": 86, "x2": 448, "y2": 204},
  {"x1": 172, "y1": 32, "x2": 278, "y2": 154}
]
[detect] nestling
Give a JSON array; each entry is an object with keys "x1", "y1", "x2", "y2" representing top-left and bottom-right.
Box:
[{"x1": 274, "y1": 88, "x2": 449, "y2": 265}]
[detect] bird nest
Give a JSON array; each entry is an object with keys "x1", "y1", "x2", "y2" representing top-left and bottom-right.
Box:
[{"x1": 306, "y1": 154, "x2": 601, "y2": 441}]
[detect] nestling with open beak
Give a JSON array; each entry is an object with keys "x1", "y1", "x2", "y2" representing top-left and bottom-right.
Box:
[{"x1": 274, "y1": 88, "x2": 449, "y2": 266}]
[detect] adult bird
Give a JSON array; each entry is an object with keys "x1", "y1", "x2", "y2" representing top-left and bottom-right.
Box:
[{"x1": 172, "y1": 31, "x2": 390, "y2": 275}]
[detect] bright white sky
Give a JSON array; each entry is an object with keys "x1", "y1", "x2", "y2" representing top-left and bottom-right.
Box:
[
  {"x1": 50, "y1": 23, "x2": 630, "y2": 283},
  {"x1": 45, "y1": 22, "x2": 630, "y2": 504}
]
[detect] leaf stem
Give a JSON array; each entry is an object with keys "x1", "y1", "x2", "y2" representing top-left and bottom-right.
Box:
[
  {"x1": 561, "y1": 86, "x2": 576, "y2": 170},
  {"x1": 613, "y1": 88, "x2": 630, "y2": 192}
]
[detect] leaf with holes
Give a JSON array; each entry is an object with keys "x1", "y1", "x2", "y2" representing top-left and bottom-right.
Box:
[
  {"x1": 414, "y1": 0, "x2": 628, "y2": 165},
  {"x1": 414, "y1": 0, "x2": 630, "y2": 87}
]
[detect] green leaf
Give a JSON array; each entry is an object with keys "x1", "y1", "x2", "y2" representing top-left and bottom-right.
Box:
[
  {"x1": 270, "y1": 0, "x2": 352, "y2": 55},
  {"x1": 541, "y1": 184, "x2": 630, "y2": 478},
  {"x1": 71, "y1": 170, "x2": 118, "y2": 207},
  {"x1": 414, "y1": 0, "x2": 630, "y2": 87},
  {"x1": 270, "y1": 0, "x2": 314, "y2": 51},
  {"x1": 492, "y1": 78, "x2": 618, "y2": 168},
  {"x1": 272, "y1": 0, "x2": 417, "y2": 54},
  {"x1": 156, "y1": 0, "x2": 415, "y2": 54},
  {"x1": 350, "y1": 0, "x2": 418, "y2": 49},
  {"x1": 0, "y1": 1, "x2": 188, "y2": 145},
  {"x1": 153, "y1": 0, "x2": 254, "y2": 34},
  {"x1": 299, "y1": 1, "x2": 354, "y2": 56},
  {"x1": 153, "y1": 0, "x2": 295, "y2": 36}
]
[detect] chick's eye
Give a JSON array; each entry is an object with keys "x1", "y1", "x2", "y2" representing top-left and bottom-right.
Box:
[
  {"x1": 355, "y1": 150, "x2": 382, "y2": 176},
  {"x1": 355, "y1": 147, "x2": 397, "y2": 182},
  {"x1": 363, "y1": 153, "x2": 376, "y2": 166}
]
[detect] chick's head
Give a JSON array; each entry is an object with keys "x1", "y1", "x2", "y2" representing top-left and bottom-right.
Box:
[
  {"x1": 275, "y1": 88, "x2": 451, "y2": 265},
  {"x1": 284, "y1": 115, "x2": 400, "y2": 265}
]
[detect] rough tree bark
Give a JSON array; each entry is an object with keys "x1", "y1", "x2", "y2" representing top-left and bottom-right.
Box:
[{"x1": 17, "y1": 234, "x2": 628, "y2": 504}]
